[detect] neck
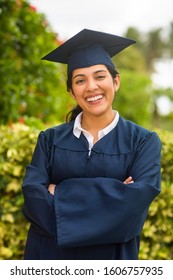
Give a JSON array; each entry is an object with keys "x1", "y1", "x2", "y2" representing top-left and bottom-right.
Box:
[{"x1": 81, "y1": 110, "x2": 116, "y2": 132}]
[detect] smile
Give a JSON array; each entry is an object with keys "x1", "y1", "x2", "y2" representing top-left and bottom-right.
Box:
[{"x1": 86, "y1": 95, "x2": 103, "y2": 102}]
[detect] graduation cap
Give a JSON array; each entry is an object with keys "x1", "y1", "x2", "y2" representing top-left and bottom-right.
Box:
[{"x1": 42, "y1": 29, "x2": 136, "y2": 74}]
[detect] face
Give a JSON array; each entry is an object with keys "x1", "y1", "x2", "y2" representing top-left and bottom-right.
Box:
[{"x1": 70, "y1": 64, "x2": 120, "y2": 119}]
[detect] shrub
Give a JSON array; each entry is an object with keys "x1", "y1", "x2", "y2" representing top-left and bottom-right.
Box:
[
  {"x1": 0, "y1": 123, "x2": 39, "y2": 259},
  {"x1": 0, "y1": 124, "x2": 172, "y2": 259},
  {"x1": 139, "y1": 128, "x2": 173, "y2": 259},
  {"x1": 0, "y1": 0, "x2": 68, "y2": 124}
]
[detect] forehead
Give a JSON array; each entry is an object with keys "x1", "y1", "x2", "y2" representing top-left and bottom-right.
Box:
[{"x1": 72, "y1": 64, "x2": 108, "y2": 77}]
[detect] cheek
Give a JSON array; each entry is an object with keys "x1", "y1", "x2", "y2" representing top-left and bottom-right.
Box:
[
  {"x1": 71, "y1": 86, "x2": 84, "y2": 99},
  {"x1": 71, "y1": 91, "x2": 84, "y2": 106}
]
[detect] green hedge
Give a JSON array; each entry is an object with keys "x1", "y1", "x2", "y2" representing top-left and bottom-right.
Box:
[
  {"x1": 139, "y1": 128, "x2": 173, "y2": 260},
  {"x1": 0, "y1": 123, "x2": 38, "y2": 259},
  {"x1": 0, "y1": 124, "x2": 173, "y2": 259}
]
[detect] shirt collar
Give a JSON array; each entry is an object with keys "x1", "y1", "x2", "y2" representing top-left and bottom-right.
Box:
[{"x1": 73, "y1": 111, "x2": 119, "y2": 139}]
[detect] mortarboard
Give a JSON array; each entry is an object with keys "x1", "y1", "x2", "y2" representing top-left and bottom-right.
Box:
[{"x1": 42, "y1": 29, "x2": 136, "y2": 74}]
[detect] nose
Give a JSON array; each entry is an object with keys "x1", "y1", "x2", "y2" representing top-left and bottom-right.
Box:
[{"x1": 86, "y1": 78, "x2": 99, "y2": 92}]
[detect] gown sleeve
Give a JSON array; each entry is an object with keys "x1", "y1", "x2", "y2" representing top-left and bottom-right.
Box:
[
  {"x1": 22, "y1": 132, "x2": 56, "y2": 236},
  {"x1": 54, "y1": 132, "x2": 161, "y2": 247}
]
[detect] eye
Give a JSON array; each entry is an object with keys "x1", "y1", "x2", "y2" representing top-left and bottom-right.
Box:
[
  {"x1": 96, "y1": 75, "x2": 106, "y2": 80},
  {"x1": 74, "y1": 78, "x2": 85, "y2": 85},
  {"x1": 76, "y1": 79, "x2": 85, "y2": 85}
]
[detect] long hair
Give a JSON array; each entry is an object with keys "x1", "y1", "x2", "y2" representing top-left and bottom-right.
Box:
[{"x1": 66, "y1": 66, "x2": 118, "y2": 122}]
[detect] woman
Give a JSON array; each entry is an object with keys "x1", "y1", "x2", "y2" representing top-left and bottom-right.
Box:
[{"x1": 22, "y1": 29, "x2": 161, "y2": 260}]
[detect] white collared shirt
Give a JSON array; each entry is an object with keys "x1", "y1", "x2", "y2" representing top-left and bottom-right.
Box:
[{"x1": 73, "y1": 111, "x2": 119, "y2": 152}]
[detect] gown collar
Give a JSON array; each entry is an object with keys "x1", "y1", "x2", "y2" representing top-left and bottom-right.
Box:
[{"x1": 73, "y1": 111, "x2": 119, "y2": 141}]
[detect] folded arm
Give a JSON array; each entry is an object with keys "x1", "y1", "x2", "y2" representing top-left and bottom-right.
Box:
[{"x1": 53, "y1": 132, "x2": 161, "y2": 247}]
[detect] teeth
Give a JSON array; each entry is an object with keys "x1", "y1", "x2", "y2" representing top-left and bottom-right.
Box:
[{"x1": 87, "y1": 95, "x2": 103, "y2": 102}]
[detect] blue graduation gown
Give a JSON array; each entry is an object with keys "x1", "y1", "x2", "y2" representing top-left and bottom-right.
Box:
[{"x1": 22, "y1": 116, "x2": 161, "y2": 260}]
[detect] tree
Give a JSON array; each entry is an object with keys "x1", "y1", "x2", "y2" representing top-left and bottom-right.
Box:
[
  {"x1": 1, "y1": 2, "x2": 171, "y2": 129},
  {"x1": 112, "y1": 31, "x2": 153, "y2": 127},
  {"x1": 145, "y1": 28, "x2": 165, "y2": 70},
  {"x1": 113, "y1": 70, "x2": 152, "y2": 127},
  {"x1": 124, "y1": 26, "x2": 145, "y2": 55},
  {"x1": 0, "y1": 0, "x2": 72, "y2": 124},
  {"x1": 168, "y1": 22, "x2": 173, "y2": 57},
  {"x1": 113, "y1": 45, "x2": 147, "y2": 73}
]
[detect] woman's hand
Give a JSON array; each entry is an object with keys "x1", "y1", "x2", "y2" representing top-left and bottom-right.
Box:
[
  {"x1": 123, "y1": 176, "x2": 134, "y2": 184},
  {"x1": 48, "y1": 184, "x2": 56, "y2": 195},
  {"x1": 48, "y1": 177, "x2": 134, "y2": 195}
]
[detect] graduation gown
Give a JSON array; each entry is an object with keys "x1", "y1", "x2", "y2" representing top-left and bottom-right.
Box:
[{"x1": 22, "y1": 116, "x2": 161, "y2": 260}]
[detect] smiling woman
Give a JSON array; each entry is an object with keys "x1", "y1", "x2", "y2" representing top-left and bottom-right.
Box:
[
  {"x1": 69, "y1": 65, "x2": 120, "y2": 131},
  {"x1": 22, "y1": 29, "x2": 161, "y2": 260}
]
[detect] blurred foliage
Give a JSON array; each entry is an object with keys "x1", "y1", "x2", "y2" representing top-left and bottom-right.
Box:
[
  {"x1": 139, "y1": 181, "x2": 173, "y2": 260},
  {"x1": 113, "y1": 44, "x2": 147, "y2": 73},
  {"x1": 145, "y1": 28, "x2": 165, "y2": 70},
  {"x1": 124, "y1": 25, "x2": 173, "y2": 130},
  {"x1": 156, "y1": 129, "x2": 173, "y2": 183},
  {"x1": 125, "y1": 25, "x2": 173, "y2": 70},
  {"x1": 169, "y1": 22, "x2": 173, "y2": 57},
  {"x1": 0, "y1": 0, "x2": 72, "y2": 124},
  {"x1": 139, "y1": 128, "x2": 173, "y2": 259},
  {"x1": 0, "y1": 0, "x2": 173, "y2": 129},
  {"x1": 113, "y1": 70, "x2": 152, "y2": 127},
  {"x1": 151, "y1": 88, "x2": 173, "y2": 131},
  {"x1": 0, "y1": 123, "x2": 38, "y2": 259},
  {"x1": 0, "y1": 123, "x2": 173, "y2": 259}
]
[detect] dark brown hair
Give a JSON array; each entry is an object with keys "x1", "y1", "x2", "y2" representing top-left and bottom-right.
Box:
[{"x1": 66, "y1": 66, "x2": 118, "y2": 122}]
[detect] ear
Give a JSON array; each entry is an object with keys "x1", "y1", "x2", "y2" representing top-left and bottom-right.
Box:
[
  {"x1": 113, "y1": 74, "x2": 120, "y2": 92},
  {"x1": 69, "y1": 89, "x2": 76, "y2": 99}
]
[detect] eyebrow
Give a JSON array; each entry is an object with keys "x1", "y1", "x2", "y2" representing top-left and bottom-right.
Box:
[{"x1": 73, "y1": 69, "x2": 107, "y2": 80}]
